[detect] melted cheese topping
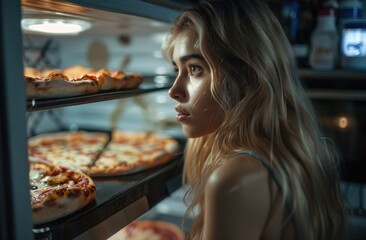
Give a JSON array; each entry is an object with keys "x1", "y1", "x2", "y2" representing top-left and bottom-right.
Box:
[
  {"x1": 29, "y1": 166, "x2": 66, "y2": 204},
  {"x1": 29, "y1": 132, "x2": 109, "y2": 171},
  {"x1": 94, "y1": 142, "x2": 165, "y2": 168}
]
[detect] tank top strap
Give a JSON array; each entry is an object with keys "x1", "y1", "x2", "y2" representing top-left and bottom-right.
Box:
[{"x1": 232, "y1": 150, "x2": 301, "y2": 240}]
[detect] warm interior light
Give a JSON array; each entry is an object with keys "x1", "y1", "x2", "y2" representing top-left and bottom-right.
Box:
[
  {"x1": 22, "y1": 18, "x2": 91, "y2": 35},
  {"x1": 338, "y1": 116, "x2": 349, "y2": 129},
  {"x1": 335, "y1": 115, "x2": 355, "y2": 130}
]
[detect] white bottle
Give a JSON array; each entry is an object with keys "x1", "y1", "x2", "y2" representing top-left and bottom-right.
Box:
[{"x1": 309, "y1": 8, "x2": 339, "y2": 70}]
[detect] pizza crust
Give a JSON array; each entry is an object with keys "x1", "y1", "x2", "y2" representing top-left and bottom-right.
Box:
[
  {"x1": 62, "y1": 65, "x2": 93, "y2": 79},
  {"x1": 122, "y1": 72, "x2": 143, "y2": 89},
  {"x1": 25, "y1": 73, "x2": 100, "y2": 99},
  {"x1": 24, "y1": 67, "x2": 43, "y2": 78},
  {"x1": 97, "y1": 68, "x2": 127, "y2": 90},
  {"x1": 32, "y1": 185, "x2": 96, "y2": 225}
]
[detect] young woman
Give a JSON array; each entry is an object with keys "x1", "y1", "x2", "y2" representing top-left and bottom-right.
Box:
[{"x1": 162, "y1": 0, "x2": 346, "y2": 239}]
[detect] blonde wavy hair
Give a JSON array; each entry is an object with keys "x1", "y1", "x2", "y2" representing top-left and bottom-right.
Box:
[{"x1": 162, "y1": 0, "x2": 346, "y2": 239}]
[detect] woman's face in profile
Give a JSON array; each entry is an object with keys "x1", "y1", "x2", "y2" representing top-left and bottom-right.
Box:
[{"x1": 169, "y1": 29, "x2": 224, "y2": 138}]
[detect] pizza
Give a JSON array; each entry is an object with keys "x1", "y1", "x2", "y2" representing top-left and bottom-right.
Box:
[
  {"x1": 62, "y1": 65, "x2": 93, "y2": 78},
  {"x1": 122, "y1": 72, "x2": 143, "y2": 89},
  {"x1": 28, "y1": 131, "x2": 180, "y2": 177},
  {"x1": 89, "y1": 131, "x2": 180, "y2": 177},
  {"x1": 28, "y1": 131, "x2": 110, "y2": 174},
  {"x1": 63, "y1": 65, "x2": 142, "y2": 90},
  {"x1": 24, "y1": 67, "x2": 43, "y2": 78},
  {"x1": 29, "y1": 157, "x2": 97, "y2": 225},
  {"x1": 28, "y1": 131, "x2": 179, "y2": 225},
  {"x1": 96, "y1": 68, "x2": 128, "y2": 91},
  {"x1": 109, "y1": 220, "x2": 185, "y2": 240},
  {"x1": 24, "y1": 65, "x2": 143, "y2": 99},
  {"x1": 25, "y1": 72, "x2": 100, "y2": 99}
]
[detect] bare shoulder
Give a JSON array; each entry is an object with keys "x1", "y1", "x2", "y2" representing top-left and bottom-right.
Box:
[
  {"x1": 206, "y1": 153, "x2": 269, "y2": 196},
  {"x1": 202, "y1": 153, "x2": 273, "y2": 240}
]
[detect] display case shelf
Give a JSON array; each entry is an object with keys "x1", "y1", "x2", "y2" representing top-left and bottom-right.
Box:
[
  {"x1": 26, "y1": 79, "x2": 172, "y2": 112},
  {"x1": 299, "y1": 69, "x2": 366, "y2": 81},
  {"x1": 299, "y1": 69, "x2": 366, "y2": 100},
  {"x1": 32, "y1": 151, "x2": 184, "y2": 240}
]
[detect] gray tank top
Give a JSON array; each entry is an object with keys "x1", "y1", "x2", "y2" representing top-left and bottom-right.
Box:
[{"x1": 232, "y1": 150, "x2": 301, "y2": 240}]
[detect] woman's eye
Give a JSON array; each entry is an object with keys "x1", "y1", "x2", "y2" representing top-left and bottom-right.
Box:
[{"x1": 188, "y1": 65, "x2": 203, "y2": 76}]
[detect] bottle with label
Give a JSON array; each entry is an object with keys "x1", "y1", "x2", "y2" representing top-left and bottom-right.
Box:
[{"x1": 309, "y1": 8, "x2": 339, "y2": 70}]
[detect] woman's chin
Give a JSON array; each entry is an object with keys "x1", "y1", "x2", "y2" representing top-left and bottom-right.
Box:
[{"x1": 182, "y1": 127, "x2": 201, "y2": 138}]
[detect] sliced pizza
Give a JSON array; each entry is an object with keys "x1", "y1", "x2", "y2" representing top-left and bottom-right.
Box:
[
  {"x1": 89, "y1": 131, "x2": 179, "y2": 177},
  {"x1": 28, "y1": 131, "x2": 110, "y2": 174}
]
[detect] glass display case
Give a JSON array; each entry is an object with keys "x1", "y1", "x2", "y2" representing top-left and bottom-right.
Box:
[{"x1": 0, "y1": 1, "x2": 191, "y2": 239}]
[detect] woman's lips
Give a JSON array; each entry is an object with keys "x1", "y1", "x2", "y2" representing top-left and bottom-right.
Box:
[{"x1": 175, "y1": 107, "x2": 190, "y2": 122}]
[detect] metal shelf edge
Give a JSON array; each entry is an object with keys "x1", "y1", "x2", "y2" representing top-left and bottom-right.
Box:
[{"x1": 26, "y1": 84, "x2": 171, "y2": 112}]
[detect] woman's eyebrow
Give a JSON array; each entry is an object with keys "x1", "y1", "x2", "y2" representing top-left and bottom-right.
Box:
[{"x1": 172, "y1": 53, "x2": 205, "y2": 66}]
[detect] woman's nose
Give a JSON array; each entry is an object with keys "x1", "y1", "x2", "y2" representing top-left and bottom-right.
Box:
[{"x1": 169, "y1": 76, "x2": 187, "y2": 102}]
